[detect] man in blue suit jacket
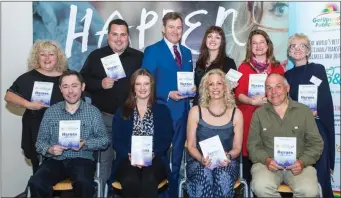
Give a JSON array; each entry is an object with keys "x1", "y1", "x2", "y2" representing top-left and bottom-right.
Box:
[{"x1": 142, "y1": 12, "x2": 193, "y2": 197}]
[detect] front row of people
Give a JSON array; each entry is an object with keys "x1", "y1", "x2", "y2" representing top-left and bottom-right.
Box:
[{"x1": 26, "y1": 68, "x2": 323, "y2": 198}]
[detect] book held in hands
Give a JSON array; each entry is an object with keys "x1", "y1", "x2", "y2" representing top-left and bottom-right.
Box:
[
  {"x1": 177, "y1": 72, "x2": 195, "y2": 97},
  {"x1": 225, "y1": 69, "x2": 242, "y2": 85},
  {"x1": 58, "y1": 120, "x2": 81, "y2": 149},
  {"x1": 199, "y1": 135, "x2": 227, "y2": 170},
  {"x1": 248, "y1": 74, "x2": 267, "y2": 97},
  {"x1": 100, "y1": 54, "x2": 126, "y2": 79},
  {"x1": 31, "y1": 81, "x2": 54, "y2": 106},
  {"x1": 298, "y1": 84, "x2": 318, "y2": 111},
  {"x1": 131, "y1": 136, "x2": 153, "y2": 166},
  {"x1": 274, "y1": 137, "x2": 296, "y2": 167}
]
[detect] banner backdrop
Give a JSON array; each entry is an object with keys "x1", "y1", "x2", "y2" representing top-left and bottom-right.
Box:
[
  {"x1": 32, "y1": 1, "x2": 340, "y2": 196},
  {"x1": 32, "y1": 1, "x2": 289, "y2": 71},
  {"x1": 288, "y1": 2, "x2": 340, "y2": 197}
]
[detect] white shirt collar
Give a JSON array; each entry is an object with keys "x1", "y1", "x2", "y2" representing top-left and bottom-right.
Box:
[{"x1": 163, "y1": 37, "x2": 181, "y2": 57}]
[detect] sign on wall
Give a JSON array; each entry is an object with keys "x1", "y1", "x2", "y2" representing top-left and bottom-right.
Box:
[
  {"x1": 288, "y1": 2, "x2": 340, "y2": 197},
  {"x1": 33, "y1": 1, "x2": 289, "y2": 71}
]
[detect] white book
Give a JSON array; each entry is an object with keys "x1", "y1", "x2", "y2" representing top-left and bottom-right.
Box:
[
  {"x1": 248, "y1": 74, "x2": 267, "y2": 97},
  {"x1": 58, "y1": 120, "x2": 81, "y2": 149},
  {"x1": 177, "y1": 72, "x2": 195, "y2": 97},
  {"x1": 31, "y1": 81, "x2": 54, "y2": 106},
  {"x1": 199, "y1": 135, "x2": 227, "y2": 170},
  {"x1": 298, "y1": 85, "x2": 318, "y2": 111},
  {"x1": 225, "y1": 69, "x2": 242, "y2": 83},
  {"x1": 131, "y1": 136, "x2": 153, "y2": 166},
  {"x1": 274, "y1": 137, "x2": 296, "y2": 167},
  {"x1": 100, "y1": 54, "x2": 126, "y2": 79}
]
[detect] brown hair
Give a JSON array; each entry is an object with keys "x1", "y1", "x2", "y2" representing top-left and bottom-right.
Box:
[
  {"x1": 122, "y1": 69, "x2": 156, "y2": 120},
  {"x1": 196, "y1": 26, "x2": 228, "y2": 71},
  {"x1": 162, "y1": 12, "x2": 183, "y2": 26},
  {"x1": 243, "y1": 29, "x2": 280, "y2": 67}
]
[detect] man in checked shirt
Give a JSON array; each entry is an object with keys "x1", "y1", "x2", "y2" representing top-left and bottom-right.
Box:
[{"x1": 28, "y1": 70, "x2": 109, "y2": 198}]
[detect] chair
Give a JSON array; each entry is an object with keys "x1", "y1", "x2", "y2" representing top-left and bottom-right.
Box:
[
  {"x1": 249, "y1": 181, "x2": 323, "y2": 197},
  {"x1": 27, "y1": 152, "x2": 102, "y2": 198},
  {"x1": 104, "y1": 179, "x2": 168, "y2": 197},
  {"x1": 178, "y1": 142, "x2": 249, "y2": 197},
  {"x1": 277, "y1": 182, "x2": 323, "y2": 197}
]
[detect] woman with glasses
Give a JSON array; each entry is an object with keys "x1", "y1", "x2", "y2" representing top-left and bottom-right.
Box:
[
  {"x1": 193, "y1": 26, "x2": 237, "y2": 106},
  {"x1": 284, "y1": 33, "x2": 335, "y2": 198},
  {"x1": 234, "y1": 29, "x2": 284, "y2": 184}
]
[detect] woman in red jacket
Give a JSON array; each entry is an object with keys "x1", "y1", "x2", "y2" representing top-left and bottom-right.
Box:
[{"x1": 235, "y1": 29, "x2": 285, "y2": 184}]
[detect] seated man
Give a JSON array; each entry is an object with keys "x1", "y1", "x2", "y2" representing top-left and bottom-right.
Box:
[
  {"x1": 28, "y1": 70, "x2": 109, "y2": 198},
  {"x1": 247, "y1": 73, "x2": 323, "y2": 197}
]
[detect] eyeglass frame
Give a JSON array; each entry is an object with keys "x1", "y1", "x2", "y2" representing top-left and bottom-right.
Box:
[
  {"x1": 248, "y1": 2, "x2": 289, "y2": 32},
  {"x1": 289, "y1": 43, "x2": 308, "y2": 50}
]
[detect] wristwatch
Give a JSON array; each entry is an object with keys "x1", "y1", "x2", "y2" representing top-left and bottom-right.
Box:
[{"x1": 226, "y1": 153, "x2": 232, "y2": 160}]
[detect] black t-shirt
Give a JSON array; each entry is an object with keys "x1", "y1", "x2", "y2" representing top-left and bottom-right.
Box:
[
  {"x1": 7, "y1": 69, "x2": 64, "y2": 158},
  {"x1": 7, "y1": 69, "x2": 64, "y2": 116}
]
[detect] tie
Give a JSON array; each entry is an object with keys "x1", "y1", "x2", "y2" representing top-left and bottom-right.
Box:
[{"x1": 173, "y1": 45, "x2": 182, "y2": 68}]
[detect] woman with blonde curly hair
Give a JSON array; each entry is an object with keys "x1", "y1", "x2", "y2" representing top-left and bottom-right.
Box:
[
  {"x1": 185, "y1": 69, "x2": 243, "y2": 197},
  {"x1": 4, "y1": 40, "x2": 68, "y2": 174}
]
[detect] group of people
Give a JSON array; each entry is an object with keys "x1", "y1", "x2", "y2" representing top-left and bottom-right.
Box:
[{"x1": 4, "y1": 11, "x2": 335, "y2": 198}]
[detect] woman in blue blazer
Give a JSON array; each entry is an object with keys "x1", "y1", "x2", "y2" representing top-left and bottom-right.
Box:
[{"x1": 110, "y1": 69, "x2": 173, "y2": 198}]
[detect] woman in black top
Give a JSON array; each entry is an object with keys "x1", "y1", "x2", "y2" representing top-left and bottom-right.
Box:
[
  {"x1": 4, "y1": 40, "x2": 68, "y2": 174},
  {"x1": 193, "y1": 26, "x2": 237, "y2": 106},
  {"x1": 284, "y1": 33, "x2": 335, "y2": 198}
]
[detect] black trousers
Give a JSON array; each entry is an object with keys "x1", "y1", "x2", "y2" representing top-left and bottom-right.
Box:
[
  {"x1": 242, "y1": 156, "x2": 253, "y2": 183},
  {"x1": 115, "y1": 157, "x2": 167, "y2": 198},
  {"x1": 28, "y1": 158, "x2": 95, "y2": 198}
]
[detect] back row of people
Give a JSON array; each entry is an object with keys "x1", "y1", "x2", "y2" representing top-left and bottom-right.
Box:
[{"x1": 4, "y1": 11, "x2": 334, "y2": 198}]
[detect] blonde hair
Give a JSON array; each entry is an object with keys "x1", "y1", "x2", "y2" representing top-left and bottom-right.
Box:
[
  {"x1": 198, "y1": 69, "x2": 236, "y2": 108},
  {"x1": 27, "y1": 40, "x2": 68, "y2": 72},
  {"x1": 287, "y1": 33, "x2": 311, "y2": 58}
]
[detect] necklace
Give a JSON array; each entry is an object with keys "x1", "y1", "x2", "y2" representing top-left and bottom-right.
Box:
[{"x1": 207, "y1": 105, "x2": 227, "y2": 117}]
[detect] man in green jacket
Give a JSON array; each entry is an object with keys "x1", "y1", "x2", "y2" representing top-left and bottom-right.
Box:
[{"x1": 247, "y1": 73, "x2": 323, "y2": 197}]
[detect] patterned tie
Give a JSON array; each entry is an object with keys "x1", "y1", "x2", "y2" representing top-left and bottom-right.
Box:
[{"x1": 173, "y1": 45, "x2": 182, "y2": 68}]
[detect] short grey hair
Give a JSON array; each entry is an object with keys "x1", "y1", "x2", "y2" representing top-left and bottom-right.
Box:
[{"x1": 266, "y1": 73, "x2": 289, "y2": 87}]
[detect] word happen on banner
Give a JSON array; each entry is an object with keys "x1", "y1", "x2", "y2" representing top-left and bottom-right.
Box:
[{"x1": 64, "y1": 4, "x2": 244, "y2": 58}]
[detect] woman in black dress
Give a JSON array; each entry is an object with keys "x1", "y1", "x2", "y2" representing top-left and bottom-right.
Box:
[{"x1": 4, "y1": 40, "x2": 68, "y2": 173}]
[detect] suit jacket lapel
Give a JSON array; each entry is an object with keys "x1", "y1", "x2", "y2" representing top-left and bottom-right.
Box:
[{"x1": 161, "y1": 39, "x2": 180, "y2": 71}]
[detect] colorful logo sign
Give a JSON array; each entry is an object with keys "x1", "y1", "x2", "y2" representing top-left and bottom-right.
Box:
[{"x1": 312, "y1": 3, "x2": 340, "y2": 29}]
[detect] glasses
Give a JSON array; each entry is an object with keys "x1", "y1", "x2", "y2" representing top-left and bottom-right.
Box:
[
  {"x1": 289, "y1": 44, "x2": 307, "y2": 50},
  {"x1": 248, "y1": 2, "x2": 289, "y2": 32}
]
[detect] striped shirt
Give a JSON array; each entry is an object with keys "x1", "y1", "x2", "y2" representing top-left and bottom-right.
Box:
[{"x1": 36, "y1": 100, "x2": 109, "y2": 161}]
